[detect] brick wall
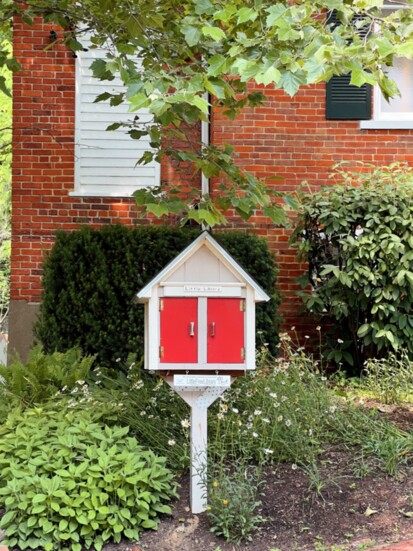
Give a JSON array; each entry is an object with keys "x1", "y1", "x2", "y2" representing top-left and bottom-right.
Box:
[{"x1": 11, "y1": 18, "x2": 413, "y2": 351}]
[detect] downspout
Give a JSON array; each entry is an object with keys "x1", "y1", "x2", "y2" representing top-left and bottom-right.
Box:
[{"x1": 201, "y1": 94, "x2": 210, "y2": 231}]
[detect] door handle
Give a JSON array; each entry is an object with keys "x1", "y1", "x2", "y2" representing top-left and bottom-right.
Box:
[
  {"x1": 210, "y1": 322, "x2": 215, "y2": 337},
  {"x1": 189, "y1": 322, "x2": 195, "y2": 337}
]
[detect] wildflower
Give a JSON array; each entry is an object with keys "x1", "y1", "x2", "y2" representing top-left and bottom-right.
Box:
[
  {"x1": 222, "y1": 499, "x2": 229, "y2": 506},
  {"x1": 304, "y1": 335, "x2": 310, "y2": 339},
  {"x1": 308, "y1": 429, "x2": 313, "y2": 436},
  {"x1": 168, "y1": 439, "x2": 176, "y2": 446},
  {"x1": 277, "y1": 415, "x2": 283, "y2": 422},
  {"x1": 269, "y1": 392, "x2": 277, "y2": 399},
  {"x1": 61, "y1": 385, "x2": 68, "y2": 392},
  {"x1": 232, "y1": 408, "x2": 239, "y2": 414},
  {"x1": 329, "y1": 406, "x2": 337, "y2": 414},
  {"x1": 217, "y1": 413, "x2": 224, "y2": 420},
  {"x1": 140, "y1": 411, "x2": 146, "y2": 416},
  {"x1": 264, "y1": 448, "x2": 274, "y2": 455},
  {"x1": 252, "y1": 432, "x2": 258, "y2": 438},
  {"x1": 181, "y1": 419, "x2": 190, "y2": 428},
  {"x1": 337, "y1": 338, "x2": 344, "y2": 344},
  {"x1": 291, "y1": 464, "x2": 298, "y2": 470},
  {"x1": 262, "y1": 418, "x2": 270, "y2": 424},
  {"x1": 212, "y1": 481, "x2": 219, "y2": 488},
  {"x1": 321, "y1": 376, "x2": 327, "y2": 381},
  {"x1": 220, "y1": 403, "x2": 228, "y2": 412},
  {"x1": 316, "y1": 326, "x2": 321, "y2": 331},
  {"x1": 285, "y1": 419, "x2": 292, "y2": 427},
  {"x1": 254, "y1": 409, "x2": 262, "y2": 416},
  {"x1": 76, "y1": 380, "x2": 85, "y2": 385},
  {"x1": 291, "y1": 326, "x2": 296, "y2": 331},
  {"x1": 281, "y1": 395, "x2": 287, "y2": 402},
  {"x1": 115, "y1": 358, "x2": 121, "y2": 363}
]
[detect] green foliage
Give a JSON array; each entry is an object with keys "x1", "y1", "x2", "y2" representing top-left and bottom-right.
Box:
[
  {"x1": 0, "y1": 408, "x2": 177, "y2": 551},
  {"x1": 362, "y1": 350, "x2": 413, "y2": 405},
  {"x1": 206, "y1": 463, "x2": 264, "y2": 543},
  {"x1": 35, "y1": 226, "x2": 280, "y2": 366},
  {"x1": 0, "y1": 346, "x2": 95, "y2": 416},
  {"x1": 291, "y1": 163, "x2": 413, "y2": 373},
  {"x1": 4, "y1": 1, "x2": 413, "y2": 224}
]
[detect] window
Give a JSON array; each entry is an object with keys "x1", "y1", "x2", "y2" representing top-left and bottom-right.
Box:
[
  {"x1": 360, "y1": 5, "x2": 413, "y2": 129},
  {"x1": 72, "y1": 39, "x2": 160, "y2": 197}
]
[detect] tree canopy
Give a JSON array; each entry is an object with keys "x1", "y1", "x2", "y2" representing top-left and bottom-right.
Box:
[{"x1": 5, "y1": 0, "x2": 413, "y2": 225}]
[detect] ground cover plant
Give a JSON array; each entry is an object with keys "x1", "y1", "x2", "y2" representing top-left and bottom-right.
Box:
[
  {"x1": 0, "y1": 408, "x2": 177, "y2": 551},
  {"x1": 292, "y1": 163, "x2": 413, "y2": 373}
]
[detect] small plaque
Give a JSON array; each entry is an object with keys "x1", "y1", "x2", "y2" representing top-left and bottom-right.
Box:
[{"x1": 174, "y1": 374, "x2": 231, "y2": 390}]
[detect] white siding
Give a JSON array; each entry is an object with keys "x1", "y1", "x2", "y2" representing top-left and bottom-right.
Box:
[{"x1": 74, "y1": 43, "x2": 160, "y2": 197}]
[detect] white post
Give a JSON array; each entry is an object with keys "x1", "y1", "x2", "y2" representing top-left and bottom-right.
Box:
[
  {"x1": 164, "y1": 375, "x2": 233, "y2": 514},
  {"x1": 190, "y1": 403, "x2": 208, "y2": 514}
]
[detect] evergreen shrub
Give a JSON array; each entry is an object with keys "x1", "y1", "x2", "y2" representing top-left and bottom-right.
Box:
[{"x1": 35, "y1": 226, "x2": 280, "y2": 366}]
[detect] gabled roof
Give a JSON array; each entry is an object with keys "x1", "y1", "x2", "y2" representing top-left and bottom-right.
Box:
[{"x1": 136, "y1": 231, "x2": 270, "y2": 302}]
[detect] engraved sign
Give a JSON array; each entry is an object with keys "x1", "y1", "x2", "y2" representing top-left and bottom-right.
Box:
[{"x1": 174, "y1": 374, "x2": 231, "y2": 391}]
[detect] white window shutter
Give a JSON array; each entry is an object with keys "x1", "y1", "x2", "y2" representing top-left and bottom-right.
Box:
[{"x1": 74, "y1": 42, "x2": 160, "y2": 197}]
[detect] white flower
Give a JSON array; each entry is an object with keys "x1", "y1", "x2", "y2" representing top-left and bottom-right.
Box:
[
  {"x1": 337, "y1": 338, "x2": 344, "y2": 344},
  {"x1": 277, "y1": 415, "x2": 283, "y2": 422},
  {"x1": 181, "y1": 419, "x2": 190, "y2": 428},
  {"x1": 254, "y1": 409, "x2": 262, "y2": 416},
  {"x1": 264, "y1": 448, "x2": 273, "y2": 455},
  {"x1": 291, "y1": 463, "x2": 298, "y2": 470},
  {"x1": 262, "y1": 418, "x2": 270, "y2": 424},
  {"x1": 168, "y1": 439, "x2": 176, "y2": 446},
  {"x1": 329, "y1": 406, "x2": 337, "y2": 414},
  {"x1": 217, "y1": 413, "x2": 224, "y2": 420},
  {"x1": 76, "y1": 380, "x2": 85, "y2": 385},
  {"x1": 269, "y1": 392, "x2": 277, "y2": 399},
  {"x1": 140, "y1": 411, "x2": 146, "y2": 416},
  {"x1": 308, "y1": 429, "x2": 313, "y2": 436},
  {"x1": 304, "y1": 335, "x2": 310, "y2": 339},
  {"x1": 232, "y1": 408, "x2": 239, "y2": 414},
  {"x1": 316, "y1": 326, "x2": 321, "y2": 331},
  {"x1": 285, "y1": 419, "x2": 292, "y2": 427},
  {"x1": 252, "y1": 432, "x2": 258, "y2": 438}
]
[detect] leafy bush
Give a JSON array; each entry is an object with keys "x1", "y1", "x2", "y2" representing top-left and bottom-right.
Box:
[
  {"x1": 36, "y1": 226, "x2": 280, "y2": 366},
  {"x1": 0, "y1": 346, "x2": 95, "y2": 417},
  {"x1": 0, "y1": 408, "x2": 176, "y2": 551},
  {"x1": 291, "y1": 163, "x2": 413, "y2": 372}
]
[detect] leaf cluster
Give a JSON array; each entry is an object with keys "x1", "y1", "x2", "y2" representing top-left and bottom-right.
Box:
[
  {"x1": 0, "y1": 346, "x2": 95, "y2": 416},
  {"x1": 35, "y1": 225, "x2": 280, "y2": 366},
  {"x1": 0, "y1": 408, "x2": 177, "y2": 551},
  {"x1": 206, "y1": 463, "x2": 264, "y2": 544},
  {"x1": 291, "y1": 163, "x2": 413, "y2": 372}
]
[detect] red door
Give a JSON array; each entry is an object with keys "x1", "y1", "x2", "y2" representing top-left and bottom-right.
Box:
[
  {"x1": 160, "y1": 298, "x2": 198, "y2": 363},
  {"x1": 207, "y1": 298, "x2": 245, "y2": 363}
]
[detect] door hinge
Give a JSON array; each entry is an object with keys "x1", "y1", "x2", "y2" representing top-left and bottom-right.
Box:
[
  {"x1": 241, "y1": 347, "x2": 245, "y2": 360},
  {"x1": 159, "y1": 299, "x2": 164, "y2": 311},
  {"x1": 240, "y1": 299, "x2": 246, "y2": 311},
  {"x1": 159, "y1": 345, "x2": 164, "y2": 358}
]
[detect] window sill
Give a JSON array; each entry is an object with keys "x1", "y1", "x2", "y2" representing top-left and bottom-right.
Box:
[{"x1": 360, "y1": 120, "x2": 413, "y2": 129}]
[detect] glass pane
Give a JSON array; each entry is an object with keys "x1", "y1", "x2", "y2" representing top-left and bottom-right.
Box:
[{"x1": 382, "y1": 58, "x2": 413, "y2": 113}]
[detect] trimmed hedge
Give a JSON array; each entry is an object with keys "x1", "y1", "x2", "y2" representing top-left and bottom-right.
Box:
[{"x1": 35, "y1": 226, "x2": 280, "y2": 366}]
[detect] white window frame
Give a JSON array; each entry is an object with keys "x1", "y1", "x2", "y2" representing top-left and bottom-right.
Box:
[{"x1": 360, "y1": 3, "x2": 413, "y2": 130}]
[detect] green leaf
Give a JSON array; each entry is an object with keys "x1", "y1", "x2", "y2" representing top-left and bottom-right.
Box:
[
  {"x1": 182, "y1": 25, "x2": 202, "y2": 47},
  {"x1": 201, "y1": 26, "x2": 226, "y2": 41}
]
